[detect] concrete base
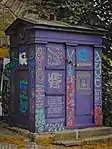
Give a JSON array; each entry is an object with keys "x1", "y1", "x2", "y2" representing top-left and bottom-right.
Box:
[
  {"x1": 54, "y1": 135, "x2": 112, "y2": 146},
  {"x1": 53, "y1": 127, "x2": 112, "y2": 146},
  {"x1": 5, "y1": 125, "x2": 112, "y2": 146}
]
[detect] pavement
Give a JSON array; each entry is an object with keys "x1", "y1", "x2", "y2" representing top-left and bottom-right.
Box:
[{"x1": 0, "y1": 122, "x2": 23, "y2": 137}]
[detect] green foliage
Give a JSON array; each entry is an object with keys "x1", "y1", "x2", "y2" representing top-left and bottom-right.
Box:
[{"x1": 28, "y1": 133, "x2": 36, "y2": 142}]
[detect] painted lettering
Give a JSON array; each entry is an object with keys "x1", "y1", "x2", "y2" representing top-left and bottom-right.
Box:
[
  {"x1": 47, "y1": 96, "x2": 64, "y2": 118},
  {"x1": 66, "y1": 48, "x2": 75, "y2": 128},
  {"x1": 95, "y1": 51, "x2": 101, "y2": 62},
  {"x1": 94, "y1": 50, "x2": 102, "y2": 126},
  {"x1": 48, "y1": 73, "x2": 62, "y2": 89}
]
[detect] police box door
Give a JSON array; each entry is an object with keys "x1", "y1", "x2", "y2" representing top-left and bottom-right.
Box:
[
  {"x1": 45, "y1": 43, "x2": 66, "y2": 132},
  {"x1": 75, "y1": 46, "x2": 94, "y2": 127},
  {"x1": 66, "y1": 45, "x2": 94, "y2": 128}
]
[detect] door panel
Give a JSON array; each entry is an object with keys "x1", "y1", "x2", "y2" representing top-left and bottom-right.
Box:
[
  {"x1": 45, "y1": 43, "x2": 65, "y2": 132},
  {"x1": 76, "y1": 71, "x2": 93, "y2": 115},
  {"x1": 45, "y1": 95, "x2": 65, "y2": 118},
  {"x1": 46, "y1": 43, "x2": 65, "y2": 69},
  {"x1": 46, "y1": 70, "x2": 65, "y2": 94},
  {"x1": 75, "y1": 45, "x2": 94, "y2": 126}
]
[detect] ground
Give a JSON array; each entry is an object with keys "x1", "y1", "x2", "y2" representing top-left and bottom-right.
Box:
[{"x1": 0, "y1": 123, "x2": 112, "y2": 149}]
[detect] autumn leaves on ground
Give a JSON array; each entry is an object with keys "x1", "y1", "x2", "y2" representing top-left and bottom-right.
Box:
[{"x1": 0, "y1": 124, "x2": 112, "y2": 149}]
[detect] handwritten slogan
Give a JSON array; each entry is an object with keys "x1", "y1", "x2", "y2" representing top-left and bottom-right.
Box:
[{"x1": 46, "y1": 96, "x2": 64, "y2": 118}]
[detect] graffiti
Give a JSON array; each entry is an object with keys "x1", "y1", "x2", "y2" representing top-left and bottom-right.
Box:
[
  {"x1": 35, "y1": 107, "x2": 45, "y2": 133},
  {"x1": 10, "y1": 52, "x2": 19, "y2": 75},
  {"x1": 45, "y1": 123, "x2": 64, "y2": 132},
  {"x1": 67, "y1": 50, "x2": 74, "y2": 61},
  {"x1": 47, "y1": 47, "x2": 63, "y2": 66},
  {"x1": 45, "y1": 118, "x2": 65, "y2": 132},
  {"x1": 66, "y1": 48, "x2": 75, "y2": 128},
  {"x1": 95, "y1": 51, "x2": 102, "y2": 88},
  {"x1": 77, "y1": 49, "x2": 92, "y2": 67},
  {"x1": 36, "y1": 47, "x2": 43, "y2": 67},
  {"x1": 48, "y1": 73, "x2": 62, "y2": 89},
  {"x1": 10, "y1": 52, "x2": 19, "y2": 61},
  {"x1": 77, "y1": 71, "x2": 91, "y2": 92},
  {"x1": 35, "y1": 89, "x2": 45, "y2": 106},
  {"x1": 35, "y1": 47, "x2": 45, "y2": 133},
  {"x1": 94, "y1": 50, "x2": 102, "y2": 126},
  {"x1": 36, "y1": 70, "x2": 44, "y2": 84},
  {"x1": 20, "y1": 80, "x2": 28, "y2": 112},
  {"x1": 95, "y1": 51, "x2": 101, "y2": 62},
  {"x1": 77, "y1": 49, "x2": 88, "y2": 62},
  {"x1": 92, "y1": 106, "x2": 102, "y2": 126},
  {"x1": 19, "y1": 51, "x2": 27, "y2": 65},
  {"x1": 95, "y1": 89, "x2": 102, "y2": 104},
  {"x1": 47, "y1": 96, "x2": 64, "y2": 118},
  {"x1": 36, "y1": 69, "x2": 44, "y2": 106}
]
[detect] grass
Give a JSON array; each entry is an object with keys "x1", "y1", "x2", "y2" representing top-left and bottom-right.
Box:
[{"x1": 0, "y1": 124, "x2": 112, "y2": 149}]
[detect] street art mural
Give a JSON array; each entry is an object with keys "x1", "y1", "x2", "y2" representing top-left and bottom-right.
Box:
[
  {"x1": 66, "y1": 46, "x2": 75, "y2": 128},
  {"x1": 35, "y1": 46, "x2": 45, "y2": 133},
  {"x1": 94, "y1": 49, "x2": 102, "y2": 126}
]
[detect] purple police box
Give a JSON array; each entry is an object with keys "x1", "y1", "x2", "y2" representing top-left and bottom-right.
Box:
[{"x1": 5, "y1": 17, "x2": 106, "y2": 133}]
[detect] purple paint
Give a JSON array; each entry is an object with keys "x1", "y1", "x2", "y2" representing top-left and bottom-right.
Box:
[
  {"x1": 5, "y1": 18, "x2": 105, "y2": 132},
  {"x1": 94, "y1": 48, "x2": 102, "y2": 126}
]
